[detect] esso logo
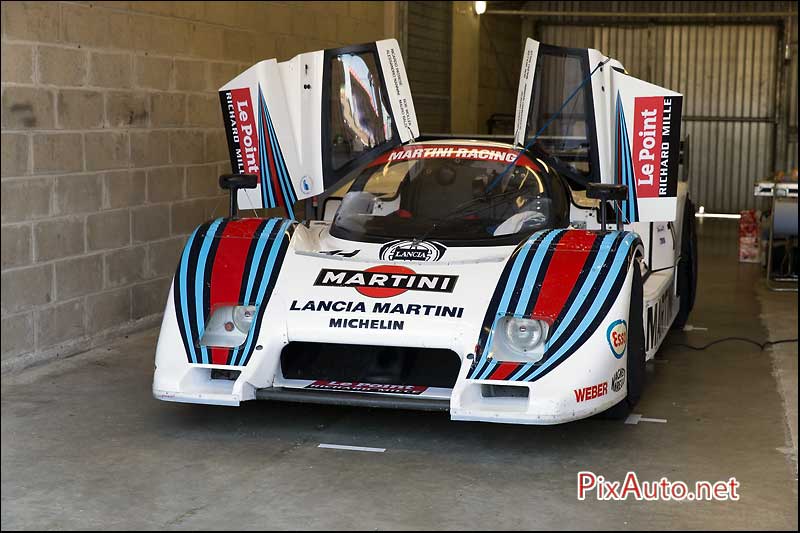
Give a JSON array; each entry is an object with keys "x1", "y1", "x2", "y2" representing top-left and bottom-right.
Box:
[{"x1": 606, "y1": 320, "x2": 627, "y2": 359}]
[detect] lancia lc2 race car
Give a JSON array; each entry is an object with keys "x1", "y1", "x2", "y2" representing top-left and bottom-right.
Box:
[{"x1": 152, "y1": 38, "x2": 697, "y2": 424}]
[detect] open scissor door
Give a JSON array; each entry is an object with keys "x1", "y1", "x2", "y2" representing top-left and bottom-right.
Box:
[
  {"x1": 219, "y1": 39, "x2": 418, "y2": 218},
  {"x1": 514, "y1": 38, "x2": 683, "y2": 223}
]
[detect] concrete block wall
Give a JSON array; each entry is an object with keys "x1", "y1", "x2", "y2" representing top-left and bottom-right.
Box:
[{"x1": 1, "y1": 1, "x2": 389, "y2": 371}]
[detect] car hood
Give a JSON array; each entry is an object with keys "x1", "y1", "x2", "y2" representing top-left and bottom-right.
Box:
[{"x1": 270, "y1": 222, "x2": 513, "y2": 350}]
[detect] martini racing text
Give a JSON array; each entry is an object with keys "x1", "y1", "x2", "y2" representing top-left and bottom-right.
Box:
[{"x1": 388, "y1": 146, "x2": 519, "y2": 163}]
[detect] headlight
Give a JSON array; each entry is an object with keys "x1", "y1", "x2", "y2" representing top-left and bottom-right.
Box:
[
  {"x1": 200, "y1": 305, "x2": 257, "y2": 348},
  {"x1": 492, "y1": 315, "x2": 549, "y2": 363},
  {"x1": 233, "y1": 305, "x2": 256, "y2": 333}
]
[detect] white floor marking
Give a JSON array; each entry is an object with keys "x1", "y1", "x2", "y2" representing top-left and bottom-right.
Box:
[
  {"x1": 625, "y1": 414, "x2": 641, "y2": 424},
  {"x1": 318, "y1": 443, "x2": 386, "y2": 453},
  {"x1": 683, "y1": 324, "x2": 708, "y2": 331},
  {"x1": 625, "y1": 414, "x2": 668, "y2": 425}
]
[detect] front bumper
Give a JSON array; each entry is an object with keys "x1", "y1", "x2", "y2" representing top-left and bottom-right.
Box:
[
  {"x1": 153, "y1": 279, "x2": 631, "y2": 425},
  {"x1": 154, "y1": 337, "x2": 627, "y2": 425}
]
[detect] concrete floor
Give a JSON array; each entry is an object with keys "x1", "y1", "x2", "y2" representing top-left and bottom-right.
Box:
[{"x1": 2, "y1": 219, "x2": 797, "y2": 530}]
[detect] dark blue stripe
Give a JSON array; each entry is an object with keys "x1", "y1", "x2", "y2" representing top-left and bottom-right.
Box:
[
  {"x1": 523, "y1": 232, "x2": 638, "y2": 381},
  {"x1": 257, "y1": 89, "x2": 277, "y2": 209},
  {"x1": 263, "y1": 94, "x2": 296, "y2": 218},
  {"x1": 232, "y1": 219, "x2": 292, "y2": 366}
]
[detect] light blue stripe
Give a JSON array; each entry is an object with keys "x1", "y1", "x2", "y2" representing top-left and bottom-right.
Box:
[
  {"x1": 257, "y1": 94, "x2": 276, "y2": 208},
  {"x1": 194, "y1": 218, "x2": 223, "y2": 364},
  {"x1": 615, "y1": 95, "x2": 635, "y2": 225},
  {"x1": 243, "y1": 219, "x2": 278, "y2": 305},
  {"x1": 508, "y1": 361, "x2": 534, "y2": 381},
  {"x1": 260, "y1": 96, "x2": 277, "y2": 208},
  {"x1": 477, "y1": 360, "x2": 498, "y2": 380},
  {"x1": 269, "y1": 117, "x2": 296, "y2": 206},
  {"x1": 263, "y1": 98, "x2": 296, "y2": 206},
  {"x1": 496, "y1": 231, "x2": 548, "y2": 317},
  {"x1": 621, "y1": 107, "x2": 636, "y2": 223},
  {"x1": 229, "y1": 218, "x2": 278, "y2": 364},
  {"x1": 512, "y1": 229, "x2": 564, "y2": 316},
  {"x1": 179, "y1": 226, "x2": 201, "y2": 364},
  {"x1": 471, "y1": 231, "x2": 546, "y2": 374},
  {"x1": 259, "y1": 90, "x2": 294, "y2": 214},
  {"x1": 267, "y1": 128, "x2": 295, "y2": 218},
  {"x1": 475, "y1": 325, "x2": 498, "y2": 377},
  {"x1": 475, "y1": 230, "x2": 561, "y2": 379},
  {"x1": 621, "y1": 112, "x2": 636, "y2": 222},
  {"x1": 614, "y1": 106, "x2": 630, "y2": 222},
  {"x1": 264, "y1": 103, "x2": 295, "y2": 218},
  {"x1": 233, "y1": 219, "x2": 291, "y2": 366},
  {"x1": 524, "y1": 233, "x2": 636, "y2": 381}
]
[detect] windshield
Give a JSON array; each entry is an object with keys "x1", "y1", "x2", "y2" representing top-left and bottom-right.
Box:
[{"x1": 330, "y1": 144, "x2": 569, "y2": 244}]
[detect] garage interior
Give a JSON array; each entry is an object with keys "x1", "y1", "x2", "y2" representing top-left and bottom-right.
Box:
[{"x1": 1, "y1": 1, "x2": 798, "y2": 530}]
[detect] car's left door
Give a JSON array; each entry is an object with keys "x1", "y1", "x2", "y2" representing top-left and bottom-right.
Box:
[{"x1": 219, "y1": 39, "x2": 419, "y2": 218}]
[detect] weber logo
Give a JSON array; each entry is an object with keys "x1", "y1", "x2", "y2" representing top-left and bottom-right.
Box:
[
  {"x1": 379, "y1": 240, "x2": 446, "y2": 262},
  {"x1": 314, "y1": 265, "x2": 458, "y2": 298},
  {"x1": 574, "y1": 382, "x2": 608, "y2": 403}
]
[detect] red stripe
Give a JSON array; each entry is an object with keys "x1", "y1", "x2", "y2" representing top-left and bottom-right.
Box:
[
  {"x1": 262, "y1": 108, "x2": 284, "y2": 208},
  {"x1": 208, "y1": 219, "x2": 263, "y2": 365},
  {"x1": 531, "y1": 231, "x2": 597, "y2": 323},
  {"x1": 490, "y1": 362, "x2": 522, "y2": 380}
]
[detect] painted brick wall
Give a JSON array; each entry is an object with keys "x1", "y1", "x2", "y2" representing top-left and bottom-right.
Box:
[{"x1": 1, "y1": 1, "x2": 389, "y2": 371}]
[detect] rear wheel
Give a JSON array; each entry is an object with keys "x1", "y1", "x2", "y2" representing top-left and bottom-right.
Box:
[
  {"x1": 600, "y1": 261, "x2": 646, "y2": 419},
  {"x1": 673, "y1": 198, "x2": 698, "y2": 329}
]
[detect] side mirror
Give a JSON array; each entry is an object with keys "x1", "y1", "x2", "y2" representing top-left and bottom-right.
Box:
[
  {"x1": 219, "y1": 174, "x2": 258, "y2": 219},
  {"x1": 586, "y1": 183, "x2": 628, "y2": 231},
  {"x1": 586, "y1": 182, "x2": 628, "y2": 202},
  {"x1": 322, "y1": 197, "x2": 342, "y2": 222}
]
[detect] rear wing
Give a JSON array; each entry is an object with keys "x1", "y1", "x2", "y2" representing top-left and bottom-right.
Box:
[
  {"x1": 219, "y1": 39, "x2": 418, "y2": 218},
  {"x1": 514, "y1": 39, "x2": 683, "y2": 223}
]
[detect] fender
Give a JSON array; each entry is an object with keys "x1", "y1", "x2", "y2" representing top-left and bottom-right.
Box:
[
  {"x1": 469, "y1": 229, "x2": 643, "y2": 382},
  {"x1": 172, "y1": 217, "x2": 296, "y2": 367}
]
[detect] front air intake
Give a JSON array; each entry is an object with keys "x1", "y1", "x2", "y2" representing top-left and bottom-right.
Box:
[
  {"x1": 280, "y1": 342, "x2": 461, "y2": 389},
  {"x1": 481, "y1": 384, "x2": 530, "y2": 398}
]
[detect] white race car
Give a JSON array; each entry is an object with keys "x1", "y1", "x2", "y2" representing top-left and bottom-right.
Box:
[{"x1": 153, "y1": 39, "x2": 697, "y2": 424}]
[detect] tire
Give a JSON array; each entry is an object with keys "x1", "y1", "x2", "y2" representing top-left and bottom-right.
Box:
[
  {"x1": 673, "y1": 198, "x2": 698, "y2": 330},
  {"x1": 600, "y1": 262, "x2": 646, "y2": 419}
]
